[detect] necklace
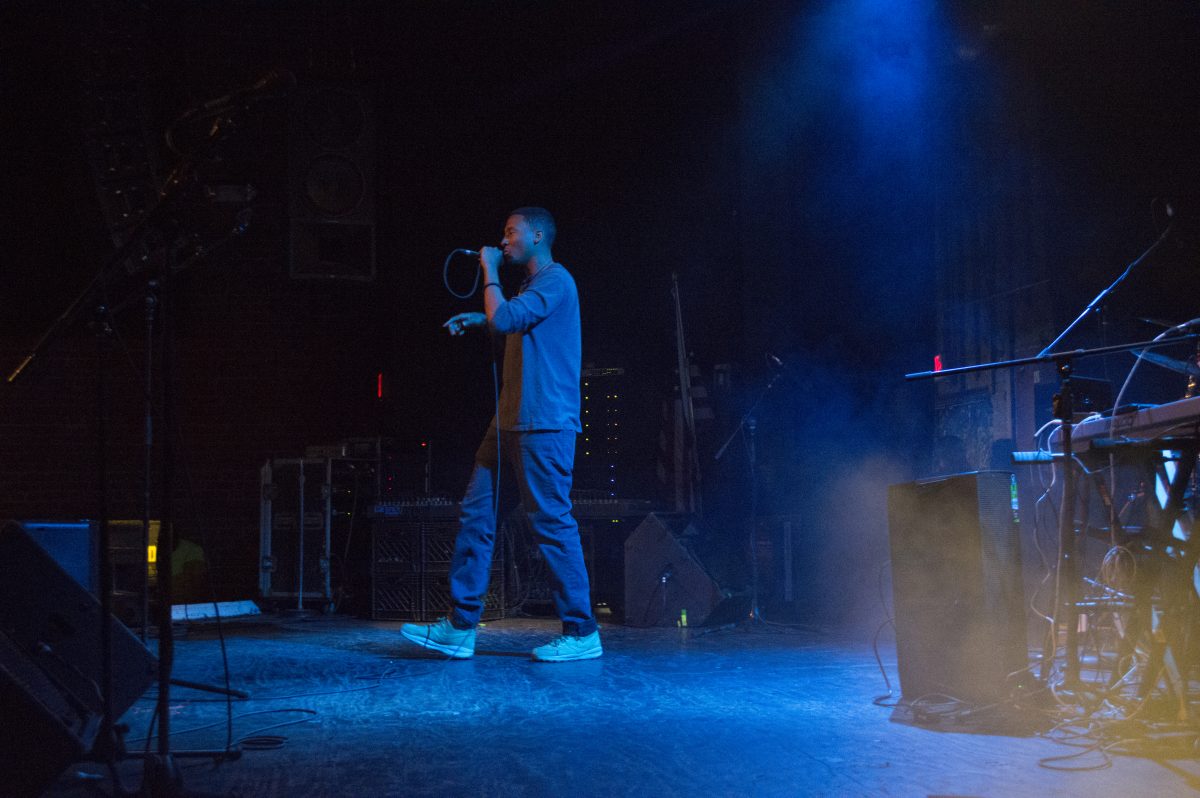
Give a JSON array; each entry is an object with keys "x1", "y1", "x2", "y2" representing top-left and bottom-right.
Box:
[{"x1": 522, "y1": 261, "x2": 555, "y2": 286}]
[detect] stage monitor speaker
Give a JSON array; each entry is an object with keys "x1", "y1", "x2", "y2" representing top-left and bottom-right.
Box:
[
  {"x1": 887, "y1": 471, "x2": 1026, "y2": 705},
  {"x1": 19, "y1": 520, "x2": 98, "y2": 595},
  {"x1": 0, "y1": 520, "x2": 157, "y2": 795},
  {"x1": 624, "y1": 513, "x2": 721, "y2": 627}
]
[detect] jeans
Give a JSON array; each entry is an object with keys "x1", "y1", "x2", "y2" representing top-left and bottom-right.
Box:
[{"x1": 448, "y1": 423, "x2": 597, "y2": 636}]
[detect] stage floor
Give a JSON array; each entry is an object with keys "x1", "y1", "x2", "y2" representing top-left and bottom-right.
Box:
[{"x1": 46, "y1": 614, "x2": 1200, "y2": 797}]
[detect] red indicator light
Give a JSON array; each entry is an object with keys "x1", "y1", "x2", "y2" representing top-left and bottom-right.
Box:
[
  {"x1": 377, "y1": 372, "x2": 383, "y2": 399},
  {"x1": 933, "y1": 355, "x2": 944, "y2": 372}
]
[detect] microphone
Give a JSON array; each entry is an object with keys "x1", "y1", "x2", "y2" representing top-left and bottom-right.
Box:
[
  {"x1": 192, "y1": 68, "x2": 296, "y2": 114},
  {"x1": 458, "y1": 246, "x2": 504, "y2": 258}
]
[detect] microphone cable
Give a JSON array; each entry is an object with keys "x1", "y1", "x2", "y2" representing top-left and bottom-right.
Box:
[
  {"x1": 443, "y1": 248, "x2": 482, "y2": 299},
  {"x1": 442, "y1": 247, "x2": 504, "y2": 564}
]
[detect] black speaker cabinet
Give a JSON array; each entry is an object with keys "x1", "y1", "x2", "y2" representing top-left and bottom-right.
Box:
[
  {"x1": 624, "y1": 513, "x2": 721, "y2": 627},
  {"x1": 288, "y1": 84, "x2": 376, "y2": 281},
  {"x1": 0, "y1": 521, "x2": 157, "y2": 795},
  {"x1": 887, "y1": 471, "x2": 1026, "y2": 705}
]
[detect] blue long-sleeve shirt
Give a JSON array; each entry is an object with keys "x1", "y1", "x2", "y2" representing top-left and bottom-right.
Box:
[{"x1": 490, "y1": 263, "x2": 581, "y2": 432}]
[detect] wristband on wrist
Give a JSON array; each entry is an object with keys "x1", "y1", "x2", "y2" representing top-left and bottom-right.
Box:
[{"x1": 483, "y1": 282, "x2": 502, "y2": 291}]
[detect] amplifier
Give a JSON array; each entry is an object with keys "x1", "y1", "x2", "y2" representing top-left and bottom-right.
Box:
[
  {"x1": 369, "y1": 499, "x2": 459, "y2": 520},
  {"x1": 371, "y1": 515, "x2": 503, "y2": 622},
  {"x1": 887, "y1": 471, "x2": 1026, "y2": 704},
  {"x1": 570, "y1": 497, "x2": 657, "y2": 519}
]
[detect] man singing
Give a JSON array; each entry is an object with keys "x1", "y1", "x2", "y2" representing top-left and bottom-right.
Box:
[{"x1": 401, "y1": 207, "x2": 602, "y2": 662}]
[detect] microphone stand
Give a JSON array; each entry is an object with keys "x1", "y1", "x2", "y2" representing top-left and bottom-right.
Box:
[
  {"x1": 92, "y1": 303, "x2": 118, "y2": 773},
  {"x1": 713, "y1": 362, "x2": 785, "y2": 627},
  {"x1": 1029, "y1": 221, "x2": 1171, "y2": 684},
  {"x1": 6, "y1": 111, "x2": 248, "y2": 797},
  {"x1": 1036, "y1": 221, "x2": 1171, "y2": 359},
  {"x1": 141, "y1": 284, "x2": 157, "y2": 644},
  {"x1": 135, "y1": 119, "x2": 246, "y2": 798}
]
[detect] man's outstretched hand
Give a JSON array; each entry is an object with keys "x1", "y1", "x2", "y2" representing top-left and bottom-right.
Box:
[{"x1": 444, "y1": 312, "x2": 487, "y2": 336}]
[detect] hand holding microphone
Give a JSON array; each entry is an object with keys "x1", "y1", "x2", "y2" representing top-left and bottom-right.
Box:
[
  {"x1": 481, "y1": 245, "x2": 506, "y2": 272},
  {"x1": 442, "y1": 243, "x2": 506, "y2": 302},
  {"x1": 462, "y1": 246, "x2": 505, "y2": 275}
]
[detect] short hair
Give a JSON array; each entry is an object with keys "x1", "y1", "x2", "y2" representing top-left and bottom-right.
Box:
[{"x1": 509, "y1": 206, "x2": 556, "y2": 248}]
